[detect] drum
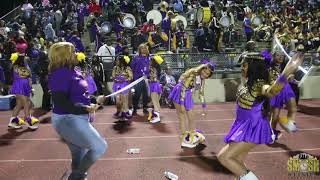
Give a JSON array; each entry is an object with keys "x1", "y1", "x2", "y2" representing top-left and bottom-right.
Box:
[
  {"x1": 171, "y1": 15, "x2": 188, "y2": 31},
  {"x1": 219, "y1": 16, "x2": 231, "y2": 27},
  {"x1": 122, "y1": 13, "x2": 136, "y2": 29},
  {"x1": 101, "y1": 21, "x2": 112, "y2": 33},
  {"x1": 147, "y1": 10, "x2": 163, "y2": 25},
  {"x1": 196, "y1": 7, "x2": 211, "y2": 23}
]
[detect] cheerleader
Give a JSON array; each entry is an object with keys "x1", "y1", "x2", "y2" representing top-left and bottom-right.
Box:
[
  {"x1": 269, "y1": 51, "x2": 298, "y2": 139},
  {"x1": 217, "y1": 52, "x2": 304, "y2": 180},
  {"x1": 169, "y1": 61, "x2": 216, "y2": 148},
  {"x1": 112, "y1": 55, "x2": 133, "y2": 121},
  {"x1": 147, "y1": 55, "x2": 164, "y2": 123},
  {"x1": 8, "y1": 53, "x2": 39, "y2": 129},
  {"x1": 76, "y1": 53, "x2": 98, "y2": 96}
]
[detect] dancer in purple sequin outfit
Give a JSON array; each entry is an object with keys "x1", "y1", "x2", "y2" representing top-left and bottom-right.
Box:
[
  {"x1": 112, "y1": 55, "x2": 133, "y2": 121},
  {"x1": 8, "y1": 53, "x2": 39, "y2": 130},
  {"x1": 169, "y1": 61, "x2": 215, "y2": 148},
  {"x1": 217, "y1": 52, "x2": 304, "y2": 180}
]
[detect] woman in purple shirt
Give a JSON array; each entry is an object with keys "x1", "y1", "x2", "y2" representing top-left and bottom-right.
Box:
[
  {"x1": 130, "y1": 44, "x2": 151, "y2": 115},
  {"x1": 48, "y1": 42, "x2": 107, "y2": 180}
]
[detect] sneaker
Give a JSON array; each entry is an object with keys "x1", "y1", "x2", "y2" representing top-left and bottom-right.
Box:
[
  {"x1": 239, "y1": 171, "x2": 259, "y2": 180},
  {"x1": 181, "y1": 131, "x2": 200, "y2": 148},
  {"x1": 121, "y1": 112, "x2": 132, "y2": 121},
  {"x1": 128, "y1": 108, "x2": 134, "y2": 116},
  {"x1": 280, "y1": 118, "x2": 297, "y2": 133},
  {"x1": 25, "y1": 116, "x2": 39, "y2": 129},
  {"x1": 272, "y1": 129, "x2": 282, "y2": 141},
  {"x1": 150, "y1": 112, "x2": 161, "y2": 123},
  {"x1": 8, "y1": 117, "x2": 25, "y2": 129},
  {"x1": 193, "y1": 129, "x2": 206, "y2": 143},
  {"x1": 60, "y1": 170, "x2": 72, "y2": 180},
  {"x1": 67, "y1": 171, "x2": 88, "y2": 180},
  {"x1": 112, "y1": 112, "x2": 121, "y2": 119}
]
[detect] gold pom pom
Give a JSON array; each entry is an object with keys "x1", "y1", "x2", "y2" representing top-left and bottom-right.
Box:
[
  {"x1": 10, "y1": 53, "x2": 19, "y2": 64},
  {"x1": 39, "y1": 37, "x2": 45, "y2": 45},
  {"x1": 76, "y1": 52, "x2": 86, "y2": 62},
  {"x1": 154, "y1": 55, "x2": 164, "y2": 65},
  {"x1": 124, "y1": 56, "x2": 130, "y2": 64}
]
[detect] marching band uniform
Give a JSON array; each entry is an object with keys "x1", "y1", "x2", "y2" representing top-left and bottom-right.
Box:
[
  {"x1": 148, "y1": 31, "x2": 169, "y2": 50},
  {"x1": 172, "y1": 30, "x2": 190, "y2": 52}
]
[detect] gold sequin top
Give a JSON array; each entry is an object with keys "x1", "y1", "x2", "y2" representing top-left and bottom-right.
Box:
[
  {"x1": 112, "y1": 66, "x2": 133, "y2": 82},
  {"x1": 179, "y1": 64, "x2": 207, "y2": 104},
  {"x1": 149, "y1": 67, "x2": 159, "y2": 82},
  {"x1": 14, "y1": 65, "x2": 31, "y2": 79},
  {"x1": 237, "y1": 80, "x2": 266, "y2": 109},
  {"x1": 269, "y1": 65, "x2": 281, "y2": 84}
]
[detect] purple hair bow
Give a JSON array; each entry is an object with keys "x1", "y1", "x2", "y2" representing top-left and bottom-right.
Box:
[{"x1": 201, "y1": 59, "x2": 216, "y2": 72}]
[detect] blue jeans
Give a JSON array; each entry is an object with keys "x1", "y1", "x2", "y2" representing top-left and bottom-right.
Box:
[{"x1": 52, "y1": 113, "x2": 107, "y2": 179}]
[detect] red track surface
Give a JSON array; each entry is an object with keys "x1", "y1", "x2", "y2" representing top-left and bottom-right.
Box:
[{"x1": 0, "y1": 100, "x2": 320, "y2": 180}]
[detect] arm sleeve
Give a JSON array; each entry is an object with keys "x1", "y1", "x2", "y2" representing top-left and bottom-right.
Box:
[{"x1": 51, "y1": 91, "x2": 88, "y2": 114}]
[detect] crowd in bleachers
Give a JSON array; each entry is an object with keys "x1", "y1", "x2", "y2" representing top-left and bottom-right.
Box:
[{"x1": 0, "y1": 0, "x2": 319, "y2": 97}]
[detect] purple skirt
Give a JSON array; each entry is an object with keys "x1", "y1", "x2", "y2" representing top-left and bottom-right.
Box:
[
  {"x1": 149, "y1": 82, "x2": 162, "y2": 94},
  {"x1": 168, "y1": 82, "x2": 193, "y2": 111},
  {"x1": 270, "y1": 82, "x2": 295, "y2": 108},
  {"x1": 224, "y1": 103, "x2": 273, "y2": 144},
  {"x1": 86, "y1": 75, "x2": 97, "y2": 95},
  {"x1": 113, "y1": 81, "x2": 130, "y2": 94},
  {"x1": 10, "y1": 78, "x2": 32, "y2": 97}
]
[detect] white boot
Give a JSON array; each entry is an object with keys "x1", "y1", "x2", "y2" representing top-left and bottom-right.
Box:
[
  {"x1": 150, "y1": 111, "x2": 161, "y2": 123},
  {"x1": 280, "y1": 119, "x2": 297, "y2": 133},
  {"x1": 239, "y1": 171, "x2": 259, "y2": 180}
]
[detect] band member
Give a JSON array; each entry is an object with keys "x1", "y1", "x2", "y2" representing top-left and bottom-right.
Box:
[
  {"x1": 148, "y1": 26, "x2": 169, "y2": 52},
  {"x1": 161, "y1": 11, "x2": 174, "y2": 37},
  {"x1": 243, "y1": 13, "x2": 254, "y2": 42},
  {"x1": 172, "y1": 23, "x2": 190, "y2": 52}
]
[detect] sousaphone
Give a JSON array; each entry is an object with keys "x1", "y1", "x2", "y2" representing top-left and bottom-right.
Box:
[
  {"x1": 147, "y1": 10, "x2": 163, "y2": 25},
  {"x1": 101, "y1": 21, "x2": 112, "y2": 33},
  {"x1": 122, "y1": 13, "x2": 136, "y2": 29}
]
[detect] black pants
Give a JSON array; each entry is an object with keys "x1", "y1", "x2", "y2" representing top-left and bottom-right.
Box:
[
  {"x1": 94, "y1": 78, "x2": 103, "y2": 95},
  {"x1": 40, "y1": 79, "x2": 51, "y2": 111},
  {"x1": 133, "y1": 80, "x2": 149, "y2": 110}
]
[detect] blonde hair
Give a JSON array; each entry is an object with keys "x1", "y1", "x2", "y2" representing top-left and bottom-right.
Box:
[
  {"x1": 138, "y1": 43, "x2": 149, "y2": 56},
  {"x1": 48, "y1": 42, "x2": 77, "y2": 72}
]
